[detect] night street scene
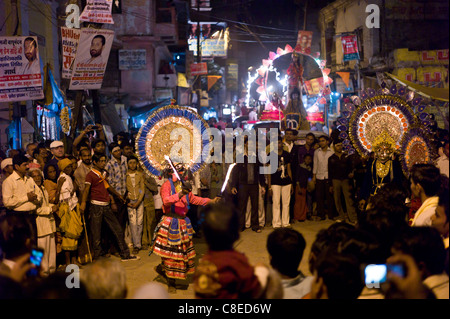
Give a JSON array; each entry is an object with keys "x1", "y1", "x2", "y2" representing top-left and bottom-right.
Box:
[{"x1": 0, "y1": 0, "x2": 449, "y2": 308}]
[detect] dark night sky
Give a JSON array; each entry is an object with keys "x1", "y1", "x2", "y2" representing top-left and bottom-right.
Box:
[{"x1": 210, "y1": 0, "x2": 334, "y2": 75}]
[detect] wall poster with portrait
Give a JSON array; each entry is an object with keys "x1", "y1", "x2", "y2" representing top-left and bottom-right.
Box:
[
  {"x1": 69, "y1": 28, "x2": 115, "y2": 90},
  {"x1": 0, "y1": 36, "x2": 44, "y2": 102}
]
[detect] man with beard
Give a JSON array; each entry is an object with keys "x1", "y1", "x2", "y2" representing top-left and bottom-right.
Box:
[
  {"x1": 20, "y1": 37, "x2": 40, "y2": 75},
  {"x1": 82, "y1": 35, "x2": 105, "y2": 66},
  {"x1": 74, "y1": 149, "x2": 92, "y2": 195}
]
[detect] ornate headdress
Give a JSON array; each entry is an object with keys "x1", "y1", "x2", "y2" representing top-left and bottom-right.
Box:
[
  {"x1": 372, "y1": 130, "x2": 396, "y2": 152},
  {"x1": 135, "y1": 103, "x2": 210, "y2": 178}
]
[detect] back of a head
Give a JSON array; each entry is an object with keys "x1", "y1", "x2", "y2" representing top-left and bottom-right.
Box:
[
  {"x1": 132, "y1": 282, "x2": 170, "y2": 299},
  {"x1": 80, "y1": 259, "x2": 127, "y2": 299},
  {"x1": 315, "y1": 249, "x2": 364, "y2": 299},
  {"x1": 392, "y1": 227, "x2": 446, "y2": 276},
  {"x1": 267, "y1": 228, "x2": 306, "y2": 277},
  {"x1": 27, "y1": 272, "x2": 88, "y2": 299},
  {"x1": 357, "y1": 208, "x2": 408, "y2": 260},
  {"x1": 410, "y1": 164, "x2": 442, "y2": 197},
  {"x1": 309, "y1": 223, "x2": 356, "y2": 272},
  {"x1": 0, "y1": 214, "x2": 32, "y2": 259},
  {"x1": 202, "y1": 204, "x2": 239, "y2": 251},
  {"x1": 369, "y1": 183, "x2": 409, "y2": 223}
]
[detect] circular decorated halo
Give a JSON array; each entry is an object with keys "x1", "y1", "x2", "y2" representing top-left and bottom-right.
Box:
[
  {"x1": 135, "y1": 104, "x2": 210, "y2": 178},
  {"x1": 349, "y1": 95, "x2": 417, "y2": 156},
  {"x1": 399, "y1": 127, "x2": 435, "y2": 176}
]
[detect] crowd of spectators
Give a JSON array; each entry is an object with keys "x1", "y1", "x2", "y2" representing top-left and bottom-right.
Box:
[{"x1": 0, "y1": 118, "x2": 448, "y2": 299}]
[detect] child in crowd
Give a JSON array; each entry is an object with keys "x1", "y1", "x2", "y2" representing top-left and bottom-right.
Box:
[
  {"x1": 267, "y1": 228, "x2": 313, "y2": 299},
  {"x1": 126, "y1": 156, "x2": 145, "y2": 255}
]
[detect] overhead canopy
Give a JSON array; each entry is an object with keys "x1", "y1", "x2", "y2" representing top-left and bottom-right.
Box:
[
  {"x1": 127, "y1": 99, "x2": 171, "y2": 117},
  {"x1": 386, "y1": 73, "x2": 449, "y2": 102}
]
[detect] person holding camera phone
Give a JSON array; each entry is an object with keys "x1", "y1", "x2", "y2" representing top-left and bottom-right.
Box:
[
  {"x1": 0, "y1": 213, "x2": 38, "y2": 294},
  {"x1": 73, "y1": 123, "x2": 106, "y2": 152}
]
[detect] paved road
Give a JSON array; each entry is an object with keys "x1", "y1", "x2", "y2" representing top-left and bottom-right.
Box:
[{"x1": 118, "y1": 219, "x2": 335, "y2": 299}]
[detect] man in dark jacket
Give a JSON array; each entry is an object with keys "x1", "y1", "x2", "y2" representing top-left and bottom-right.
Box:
[{"x1": 231, "y1": 137, "x2": 266, "y2": 233}]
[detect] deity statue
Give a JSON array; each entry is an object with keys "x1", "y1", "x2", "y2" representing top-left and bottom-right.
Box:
[
  {"x1": 283, "y1": 88, "x2": 310, "y2": 131},
  {"x1": 287, "y1": 52, "x2": 304, "y2": 96}
]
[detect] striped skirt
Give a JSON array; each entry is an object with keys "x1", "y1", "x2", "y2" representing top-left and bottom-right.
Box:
[{"x1": 150, "y1": 213, "x2": 196, "y2": 280}]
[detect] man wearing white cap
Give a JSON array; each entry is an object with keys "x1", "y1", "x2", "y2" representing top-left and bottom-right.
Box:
[
  {"x1": 1, "y1": 158, "x2": 14, "y2": 178},
  {"x1": 44, "y1": 141, "x2": 66, "y2": 177}
]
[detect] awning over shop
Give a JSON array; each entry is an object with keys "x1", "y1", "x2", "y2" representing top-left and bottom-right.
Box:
[
  {"x1": 127, "y1": 99, "x2": 171, "y2": 117},
  {"x1": 386, "y1": 73, "x2": 449, "y2": 102}
]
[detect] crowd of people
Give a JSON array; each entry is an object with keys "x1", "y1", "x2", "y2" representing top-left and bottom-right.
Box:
[{"x1": 0, "y1": 118, "x2": 449, "y2": 299}]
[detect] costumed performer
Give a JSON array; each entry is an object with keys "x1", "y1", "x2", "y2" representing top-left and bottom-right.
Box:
[
  {"x1": 358, "y1": 131, "x2": 404, "y2": 211},
  {"x1": 151, "y1": 162, "x2": 221, "y2": 293}
]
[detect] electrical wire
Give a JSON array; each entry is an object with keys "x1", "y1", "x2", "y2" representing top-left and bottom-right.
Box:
[
  {"x1": 195, "y1": 12, "x2": 298, "y2": 33},
  {"x1": 27, "y1": 0, "x2": 60, "y2": 29},
  {"x1": 0, "y1": 11, "x2": 13, "y2": 32},
  {"x1": 231, "y1": 39, "x2": 296, "y2": 43},
  {"x1": 205, "y1": 0, "x2": 257, "y2": 10}
]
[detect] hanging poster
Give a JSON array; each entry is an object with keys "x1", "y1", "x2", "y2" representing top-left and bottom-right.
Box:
[
  {"x1": 69, "y1": 28, "x2": 114, "y2": 90},
  {"x1": 79, "y1": 0, "x2": 114, "y2": 24},
  {"x1": 0, "y1": 36, "x2": 44, "y2": 102},
  {"x1": 190, "y1": 62, "x2": 208, "y2": 76},
  {"x1": 61, "y1": 27, "x2": 81, "y2": 79},
  {"x1": 295, "y1": 31, "x2": 313, "y2": 55},
  {"x1": 341, "y1": 35, "x2": 360, "y2": 62}
]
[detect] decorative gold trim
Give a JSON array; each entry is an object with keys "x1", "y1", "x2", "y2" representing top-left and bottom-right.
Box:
[{"x1": 135, "y1": 104, "x2": 211, "y2": 179}]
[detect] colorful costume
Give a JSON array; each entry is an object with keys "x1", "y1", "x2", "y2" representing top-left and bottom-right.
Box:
[
  {"x1": 359, "y1": 132, "x2": 404, "y2": 201},
  {"x1": 135, "y1": 103, "x2": 212, "y2": 285},
  {"x1": 150, "y1": 176, "x2": 210, "y2": 280}
]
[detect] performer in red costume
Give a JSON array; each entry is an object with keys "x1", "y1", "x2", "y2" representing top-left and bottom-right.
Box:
[{"x1": 151, "y1": 163, "x2": 220, "y2": 293}]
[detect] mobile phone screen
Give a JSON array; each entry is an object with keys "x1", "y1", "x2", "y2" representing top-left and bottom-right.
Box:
[
  {"x1": 364, "y1": 264, "x2": 387, "y2": 286},
  {"x1": 28, "y1": 249, "x2": 44, "y2": 276},
  {"x1": 387, "y1": 264, "x2": 405, "y2": 278}
]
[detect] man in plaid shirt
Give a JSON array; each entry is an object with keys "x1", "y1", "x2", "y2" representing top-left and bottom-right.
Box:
[{"x1": 105, "y1": 142, "x2": 128, "y2": 234}]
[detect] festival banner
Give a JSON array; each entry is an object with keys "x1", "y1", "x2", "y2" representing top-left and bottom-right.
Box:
[
  {"x1": 341, "y1": 35, "x2": 360, "y2": 62},
  {"x1": 61, "y1": 27, "x2": 81, "y2": 79},
  {"x1": 190, "y1": 62, "x2": 208, "y2": 76},
  {"x1": 118, "y1": 49, "x2": 146, "y2": 70},
  {"x1": 0, "y1": 36, "x2": 44, "y2": 102},
  {"x1": 79, "y1": 0, "x2": 114, "y2": 24},
  {"x1": 295, "y1": 31, "x2": 313, "y2": 55},
  {"x1": 306, "y1": 112, "x2": 325, "y2": 123},
  {"x1": 69, "y1": 28, "x2": 114, "y2": 90}
]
